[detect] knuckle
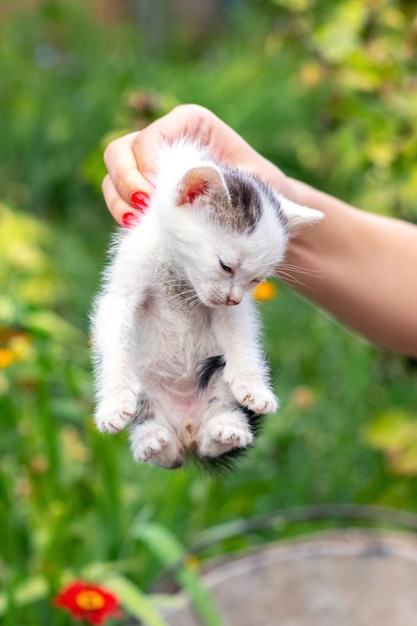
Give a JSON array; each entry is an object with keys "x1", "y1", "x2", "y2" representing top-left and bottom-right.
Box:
[
  {"x1": 179, "y1": 103, "x2": 208, "y2": 118},
  {"x1": 103, "y1": 140, "x2": 117, "y2": 167},
  {"x1": 115, "y1": 169, "x2": 139, "y2": 197},
  {"x1": 101, "y1": 173, "x2": 110, "y2": 194}
]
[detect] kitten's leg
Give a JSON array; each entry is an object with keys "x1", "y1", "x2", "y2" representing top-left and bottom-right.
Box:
[
  {"x1": 197, "y1": 378, "x2": 253, "y2": 458},
  {"x1": 91, "y1": 228, "x2": 155, "y2": 433},
  {"x1": 129, "y1": 397, "x2": 185, "y2": 469},
  {"x1": 212, "y1": 297, "x2": 278, "y2": 415},
  {"x1": 92, "y1": 293, "x2": 142, "y2": 432},
  {"x1": 198, "y1": 409, "x2": 253, "y2": 458}
]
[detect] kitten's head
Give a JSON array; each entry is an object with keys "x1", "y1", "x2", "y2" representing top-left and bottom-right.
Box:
[{"x1": 164, "y1": 163, "x2": 323, "y2": 307}]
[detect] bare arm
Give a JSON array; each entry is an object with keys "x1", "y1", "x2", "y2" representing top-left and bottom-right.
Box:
[
  {"x1": 284, "y1": 182, "x2": 417, "y2": 356},
  {"x1": 102, "y1": 104, "x2": 417, "y2": 357}
]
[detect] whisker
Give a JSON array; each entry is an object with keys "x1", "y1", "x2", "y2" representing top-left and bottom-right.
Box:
[
  {"x1": 164, "y1": 286, "x2": 203, "y2": 313},
  {"x1": 273, "y1": 270, "x2": 307, "y2": 288},
  {"x1": 277, "y1": 263, "x2": 324, "y2": 279},
  {"x1": 271, "y1": 262, "x2": 324, "y2": 288},
  {"x1": 166, "y1": 295, "x2": 199, "y2": 312}
]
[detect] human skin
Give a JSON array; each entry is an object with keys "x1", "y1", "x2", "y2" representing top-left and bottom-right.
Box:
[{"x1": 102, "y1": 104, "x2": 417, "y2": 357}]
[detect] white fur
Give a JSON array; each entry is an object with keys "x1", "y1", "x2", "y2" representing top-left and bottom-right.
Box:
[{"x1": 91, "y1": 141, "x2": 322, "y2": 468}]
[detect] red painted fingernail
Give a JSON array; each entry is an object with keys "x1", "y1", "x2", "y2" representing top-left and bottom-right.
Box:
[
  {"x1": 122, "y1": 212, "x2": 137, "y2": 228},
  {"x1": 130, "y1": 191, "x2": 150, "y2": 212}
]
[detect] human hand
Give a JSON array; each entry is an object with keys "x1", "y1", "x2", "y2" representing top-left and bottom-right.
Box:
[{"x1": 102, "y1": 104, "x2": 294, "y2": 225}]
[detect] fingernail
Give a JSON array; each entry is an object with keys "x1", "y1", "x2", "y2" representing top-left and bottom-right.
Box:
[
  {"x1": 131, "y1": 191, "x2": 150, "y2": 212},
  {"x1": 122, "y1": 212, "x2": 137, "y2": 228}
]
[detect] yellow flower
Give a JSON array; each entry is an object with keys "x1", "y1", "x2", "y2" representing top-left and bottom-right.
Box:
[
  {"x1": 0, "y1": 332, "x2": 34, "y2": 368},
  {"x1": 253, "y1": 280, "x2": 277, "y2": 301},
  {"x1": 299, "y1": 62, "x2": 325, "y2": 87},
  {"x1": 0, "y1": 348, "x2": 15, "y2": 369},
  {"x1": 9, "y1": 333, "x2": 34, "y2": 362},
  {"x1": 291, "y1": 386, "x2": 316, "y2": 410},
  {"x1": 184, "y1": 554, "x2": 199, "y2": 569}
]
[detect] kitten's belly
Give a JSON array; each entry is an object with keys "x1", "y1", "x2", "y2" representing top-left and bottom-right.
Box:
[{"x1": 135, "y1": 293, "x2": 218, "y2": 411}]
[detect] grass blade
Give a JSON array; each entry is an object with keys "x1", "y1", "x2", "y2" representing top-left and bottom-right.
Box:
[{"x1": 137, "y1": 523, "x2": 225, "y2": 626}]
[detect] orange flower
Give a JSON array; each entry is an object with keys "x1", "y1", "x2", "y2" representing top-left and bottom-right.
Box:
[
  {"x1": 54, "y1": 580, "x2": 120, "y2": 624},
  {"x1": 0, "y1": 328, "x2": 34, "y2": 368},
  {"x1": 253, "y1": 280, "x2": 277, "y2": 301},
  {"x1": 0, "y1": 348, "x2": 14, "y2": 369}
]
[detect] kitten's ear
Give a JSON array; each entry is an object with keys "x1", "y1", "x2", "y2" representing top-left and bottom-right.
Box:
[
  {"x1": 280, "y1": 196, "x2": 324, "y2": 229},
  {"x1": 176, "y1": 166, "x2": 227, "y2": 206}
]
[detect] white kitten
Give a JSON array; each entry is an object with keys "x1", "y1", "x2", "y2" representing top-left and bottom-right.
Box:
[{"x1": 91, "y1": 141, "x2": 322, "y2": 471}]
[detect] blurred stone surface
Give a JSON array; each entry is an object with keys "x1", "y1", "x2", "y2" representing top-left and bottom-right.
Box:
[{"x1": 161, "y1": 530, "x2": 417, "y2": 626}]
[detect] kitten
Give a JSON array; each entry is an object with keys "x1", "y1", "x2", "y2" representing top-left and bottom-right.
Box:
[{"x1": 91, "y1": 141, "x2": 322, "y2": 471}]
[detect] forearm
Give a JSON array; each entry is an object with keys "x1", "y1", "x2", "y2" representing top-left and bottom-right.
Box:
[{"x1": 282, "y1": 179, "x2": 417, "y2": 356}]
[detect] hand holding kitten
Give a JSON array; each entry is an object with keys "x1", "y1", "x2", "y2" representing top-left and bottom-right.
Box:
[{"x1": 102, "y1": 104, "x2": 296, "y2": 227}]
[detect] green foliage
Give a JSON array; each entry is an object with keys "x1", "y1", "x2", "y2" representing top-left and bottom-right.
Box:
[
  {"x1": 1, "y1": 0, "x2": 417, "y2": 623},
  {"x1": 364, "y1": 409, "x2": 417, "y2": 476}
]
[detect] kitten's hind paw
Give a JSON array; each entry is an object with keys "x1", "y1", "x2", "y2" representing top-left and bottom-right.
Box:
[
  {"x1": 130, "y1": 424, "x2": 184, "y2": 469},
  {"x1": 199, "y1": 413, "x2": 253, "y2": 457},
  {"x1": 133, "y1": 429, "x2": 168, "y2": 460}
]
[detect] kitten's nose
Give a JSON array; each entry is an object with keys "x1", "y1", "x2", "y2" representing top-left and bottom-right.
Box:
[{"x1": 226, "y1": 297, "x2": 240, "y2": 306}]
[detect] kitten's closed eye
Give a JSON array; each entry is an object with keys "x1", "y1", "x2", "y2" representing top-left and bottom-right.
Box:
[{"x1": 219, "y1": 259, "x2": 233, "y2": 274}]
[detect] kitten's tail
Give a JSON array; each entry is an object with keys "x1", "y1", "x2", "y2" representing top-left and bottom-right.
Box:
[{"x1": 198, "y1": 355, "x2": 226, "y2": 391}]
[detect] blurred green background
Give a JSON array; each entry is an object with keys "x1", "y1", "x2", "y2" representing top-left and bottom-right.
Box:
[{"x1": 1, "y1": 0, "x2": 417, "y2": 623}]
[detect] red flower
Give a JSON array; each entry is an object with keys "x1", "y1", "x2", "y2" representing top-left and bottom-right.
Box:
[{"x1": 54, "y1": 580, "x2": 120, "y2": 624}]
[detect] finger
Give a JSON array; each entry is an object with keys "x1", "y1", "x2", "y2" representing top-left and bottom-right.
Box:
[
  {"x1": 130, "y1": 104, "x2": 213, "y2": 178},
  {"x1": 103, "y1": 132, "x2": 153, "y2": 206},
  {"x1": 102, "y1": 174, "x2": 135, "y2": 225}
]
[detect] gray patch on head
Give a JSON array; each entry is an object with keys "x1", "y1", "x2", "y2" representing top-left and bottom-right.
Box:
[
  {"x1": 254, "y1": 175, "x2": 288, "y2": 228},
  {"x1": 208, "y1": 168, "x2": 287, "y2": 234},
  {"x1": 220, "y1": 170, "x2": 262, "y2": 233}
]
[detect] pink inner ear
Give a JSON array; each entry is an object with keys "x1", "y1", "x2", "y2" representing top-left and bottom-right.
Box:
[
  {"x1": 177, "y1": 166, "x2": 223, "y2": 206},
  {"x1": 178, "y1": 177, "x2": 208, "y2": 205}
]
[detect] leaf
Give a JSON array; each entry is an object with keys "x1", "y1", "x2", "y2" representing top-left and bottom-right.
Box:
[
  {"x1": 136, "y1": 523, "x2": 225, "y2": 626},
  {"x1": 313, "y1": 0, "x2": 368, "y2": 63},
  {"x1": 364, "y1": 410, "x2": 417, "y2": 476},
  {"x1": 271, "y1": 0, "x2": 312, "y2": 12},
  {"x1": 0, "y1": 576, "x2": 48, "y2": 616},
  {"x1": 102, "y1": 575, "x2": 169, "y2": 626},
  {"x1": 24, "y1": 310, "x2": 84, "y2": 341}
]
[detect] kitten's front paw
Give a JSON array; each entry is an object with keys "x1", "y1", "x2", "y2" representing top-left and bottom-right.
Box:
[
  {"x1": 94, "y1": 385, "x2": 141, "y2": 433},
  {"x1": 225, "y1": 371, "x2": 278, "y2": 414},
  {"x1": 199, "y1": 413, "x2": 253, "y2": 457}
]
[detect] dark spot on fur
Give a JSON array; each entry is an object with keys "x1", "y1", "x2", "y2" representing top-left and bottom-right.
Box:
[
  {"x1": 215, "y1": 170, "x2": 262, "y2": 233},
  {"x1": 133, "y1": 393, "x2": 155, "y2": 424},
  {"x1": 198, "y1": 355, "x2": 226, "y2": 391},
  {"x1": 207, "y1": 167, "x2": 287, "y2": 234},
  {"x1": 255, "y1": 175, "x2": 288, "y2": 227}
]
